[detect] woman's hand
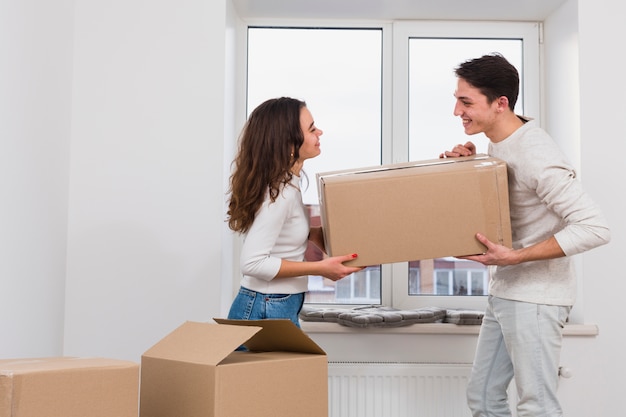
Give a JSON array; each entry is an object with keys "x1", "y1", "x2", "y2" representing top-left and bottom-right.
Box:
[
  {"x1": 318, "y1": 253, "x2": 365, "y2": 281},
  {"x1": 276, "y1": 253, "x2": 364, "y2": 280}
]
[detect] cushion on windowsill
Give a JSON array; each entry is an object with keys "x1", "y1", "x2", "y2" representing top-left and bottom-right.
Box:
[
  {"x1": 299, "y1": 305, "x2": 447, "y2": 328},
  {"x1": 443, "y1": 309, "x2": 484, "y2": 325}
]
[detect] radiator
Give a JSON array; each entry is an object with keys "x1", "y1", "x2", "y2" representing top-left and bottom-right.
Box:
[{"x1": 327, "y1": 362, "x2": 473, "y2": 417}]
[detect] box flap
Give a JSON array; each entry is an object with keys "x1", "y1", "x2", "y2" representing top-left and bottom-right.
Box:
[
  {"x1": 142, "y1": 321, "x2": 261, "y2": 365},
  {"x1": 213, "y1": 319, "x2": 326, "y2": 355}
]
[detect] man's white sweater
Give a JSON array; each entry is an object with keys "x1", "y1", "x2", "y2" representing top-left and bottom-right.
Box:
[{"x1": 488, "y1": 118, "x2": 610, "y2": 306}]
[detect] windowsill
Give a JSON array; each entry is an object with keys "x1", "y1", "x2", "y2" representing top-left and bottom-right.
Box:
[{"x1": 302, "y1": 321, "x2": 599, "y2": 337}]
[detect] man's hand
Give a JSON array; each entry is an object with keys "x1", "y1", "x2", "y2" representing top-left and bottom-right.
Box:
[
  {"x1": 459, "y1": 232, "x2": 519, "y2": 266},
  {"x1": 439, "y1": 141, "x2": 477, "y2": 158}
]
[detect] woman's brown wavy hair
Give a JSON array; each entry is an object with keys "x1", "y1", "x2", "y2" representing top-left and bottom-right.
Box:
[{"x1": 227, "y1": 97, "x2": 306, "y2": 233}]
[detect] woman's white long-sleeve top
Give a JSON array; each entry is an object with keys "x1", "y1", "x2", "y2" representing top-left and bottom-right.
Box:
[{"x1": 239, "y1": 175, "x2": 310, "y2": 294}]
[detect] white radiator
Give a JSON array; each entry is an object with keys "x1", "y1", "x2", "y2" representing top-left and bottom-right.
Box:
[{"x1": 327, "y1": 362, "x2": 473, "y2": 417}]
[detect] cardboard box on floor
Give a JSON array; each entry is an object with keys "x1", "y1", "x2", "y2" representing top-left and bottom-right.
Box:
[
  {"x1": 317, "y1": 154, "x2": 512, "y2": 267},
  {"x1": 0, "y1": 357, "x2": 139, "y2": 417},
  {"x1": 139, "y1": 319, "x2": 328, "y2": 417}
]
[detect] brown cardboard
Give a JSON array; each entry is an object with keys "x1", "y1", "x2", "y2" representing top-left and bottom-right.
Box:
[
  {"x1": 317, "y1": 154, "x2": 512, "y2": 266},
  {"x1": 0, "y1": 357, "x2": 139, "y2": 417},
  {"x1": 139, "y1": 319, "x2": 328, "y2": 417}
]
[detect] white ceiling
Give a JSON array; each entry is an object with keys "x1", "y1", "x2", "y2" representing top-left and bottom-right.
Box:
[{"x1": 232, "y1": 0, "x2": 569, "y2": 22}]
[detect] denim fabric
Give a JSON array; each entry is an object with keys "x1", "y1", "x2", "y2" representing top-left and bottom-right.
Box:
[
  {"x1": 467, "y1": 296, "x2": 570, "y2": 417},
  {"x1": 227, "y1": 287, "x2": 305, "y2": 328}
]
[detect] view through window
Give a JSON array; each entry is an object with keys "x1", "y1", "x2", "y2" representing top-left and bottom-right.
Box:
[{"x1": 247, "y1": 27, "x2": 383, "y2": 304}]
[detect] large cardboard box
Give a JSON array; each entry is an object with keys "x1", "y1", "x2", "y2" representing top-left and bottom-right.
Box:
[
  {"x1": 0, "y1": 357, "x2": 139, "y2": 417},
  {"x1": 317, "y1": 154, "x2": 512, "y2": 266},
  {"x1": 139, "y1": 319, "x2": 328, "y2": 417}
]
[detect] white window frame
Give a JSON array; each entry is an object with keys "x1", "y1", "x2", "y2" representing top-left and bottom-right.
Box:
[
  {"x1": 391, "y1": 21, "x2": 540, "y2": 310},
  {"x1": 238, "y1": 20, "x2": 395, "y2": 309},
  {"x1": 239, "y1": 19, "x2": 541, "y2": 311}
]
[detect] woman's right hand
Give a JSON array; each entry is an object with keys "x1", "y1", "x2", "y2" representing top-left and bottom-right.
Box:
[{"x1": 319, "y1": 254, "x2": 365, "y2": 281}]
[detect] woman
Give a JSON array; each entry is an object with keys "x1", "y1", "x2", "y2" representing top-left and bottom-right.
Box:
[{"x1": 226, "y1": 97, "x2": 363, "y2": 327}]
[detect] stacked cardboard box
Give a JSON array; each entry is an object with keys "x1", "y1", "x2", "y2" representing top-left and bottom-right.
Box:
[
  {"x1": 0, "y1": 357, "x2": 139, "y2": 417},
  {"x1": 317, "y1": 154, "x2": 512, "y2": 267}
]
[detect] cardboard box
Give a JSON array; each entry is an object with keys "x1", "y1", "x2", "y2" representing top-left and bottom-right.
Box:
[
  {"x1": 139, "y1": 319, "x2": 328, "y2": 417},
  {"x1": 0, "y1": 357, "x2": 140, "y2": 417},
  {"x1": 317, "y1": 154, "x2": 512, "y2": 266}
]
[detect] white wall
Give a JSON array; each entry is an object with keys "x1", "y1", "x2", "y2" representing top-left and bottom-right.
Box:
[
  {"x1": 543, "y1": 0, "x2": 581, "y2": 171},
  {"x1": 569, "y1": 0, "x2": 626, "y2": 415},
  {"x1": 0, "y1": 0, "x2": 74, "y2": 357},
  {"x1": 63, "y1": 0, "x2": 231, "y2": 361}
]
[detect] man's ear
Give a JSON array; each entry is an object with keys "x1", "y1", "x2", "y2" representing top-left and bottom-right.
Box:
[{"x1": 496, "y1": 96, "x2": 509, "y2": 112}]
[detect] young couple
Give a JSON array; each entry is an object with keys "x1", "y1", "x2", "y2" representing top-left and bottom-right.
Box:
[{"x1": 225, "y1": 54, "x2": 610, "y2": 417}]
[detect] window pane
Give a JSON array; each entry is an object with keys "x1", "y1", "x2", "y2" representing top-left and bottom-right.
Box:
[
  {"x1": 246, "y1": 27, "x2": 383, "y2": 305},
  {"x1": 407, "y1": 38, "x2": 523, "y2": 296},
  {"x1": 408, "y1": 38, "x2": 523, "y2": 161}
]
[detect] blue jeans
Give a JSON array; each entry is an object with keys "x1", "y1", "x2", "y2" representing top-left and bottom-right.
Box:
[
  {"x1": 227, "y1": 287, "x2": 305, "y2": 328},
  {"x1": 467, "y1": 296, "x2": 570, "y2": 417}
]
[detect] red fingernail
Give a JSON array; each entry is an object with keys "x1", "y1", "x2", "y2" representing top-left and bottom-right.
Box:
[{"x1": 352, "y1": 253, "x2": 358, "y2": 258}]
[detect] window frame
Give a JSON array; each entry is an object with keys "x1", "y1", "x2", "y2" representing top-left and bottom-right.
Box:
[
  {"x1": 391, "y1": 21, "x2": 540, "y2": 310},
  {"x1": 241, "y1": 21, "x2": 394, "y2": 309},
  {"x1": 239, "y1": 19, "x2": 542, "y2": 311}
]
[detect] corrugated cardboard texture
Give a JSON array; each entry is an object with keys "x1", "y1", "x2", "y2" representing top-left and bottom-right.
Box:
[
  {"x1": 0, "y1": 357, "x2": 139, "y2": 417},
  {"x1": 140, "y1": 320, "x2": 328, "y2": 417},
  {"x1": 318, "y1": 155, "x2": 512, "y2": 266},
  {"x1": 213, "y1": 353, "x2": 327, "y2": 417},
  {"x1": 140, "y1": 357, "x2": 216, "y2": 417}
]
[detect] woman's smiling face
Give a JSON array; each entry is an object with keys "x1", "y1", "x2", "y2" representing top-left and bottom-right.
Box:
[{"x1": 298, "y1": 106, "x2": 323, "y2": 161}]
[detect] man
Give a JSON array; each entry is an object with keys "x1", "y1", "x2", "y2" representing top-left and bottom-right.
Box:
[{"x1": 441, "y1": 53, "x2": 610, "y2": 417}]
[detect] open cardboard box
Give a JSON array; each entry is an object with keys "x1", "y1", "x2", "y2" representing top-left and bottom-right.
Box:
[
  {"x1": 0, "y1": 357, "x2": 139, "y2": 417},
  {"x1": 317, "y1": 154, "x2": 512, "y2": 267},
  {"x1": 139, "y1": 319, "x2": 328, "y2": 417}
]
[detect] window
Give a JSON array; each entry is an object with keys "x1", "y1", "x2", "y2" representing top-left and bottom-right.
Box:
[
  {"x1": 246, "y1": 27, "x2": 384, "y2": 201},
  {"x1": 246, "y1": 26, "x2": 386, "y2": 305},
  {"x1": 245, "y1": 21, "x2": 540, "y2": 309},
  {"x1": 405, "y1": 37, "x2": 522, "y2": 298},
  {"x1": 391, "y1": 21, "x2": 539, "y2": 309},
  {"x1": 409, "y1": 259, "x2": 490, "y2": 296}
]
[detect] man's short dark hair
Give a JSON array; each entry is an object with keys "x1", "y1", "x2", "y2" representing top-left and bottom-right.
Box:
[{"x1": 454, "y1": 53, "x2": 520, "y2": 111}]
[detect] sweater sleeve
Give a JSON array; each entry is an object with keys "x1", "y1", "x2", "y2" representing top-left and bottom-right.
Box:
[
  {"x1": 523, "y1": 139, "x2": 611, "y2": 256},
  {"x1": 550, "y1": 175, "x2": 611, "y2": 256}
]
